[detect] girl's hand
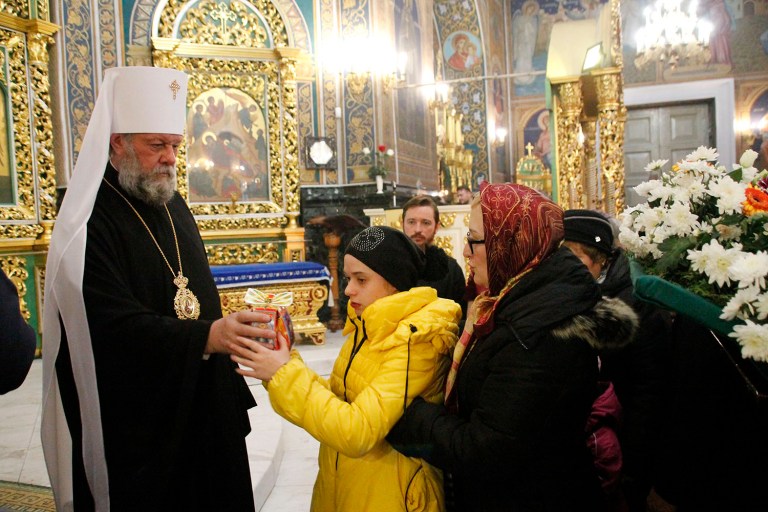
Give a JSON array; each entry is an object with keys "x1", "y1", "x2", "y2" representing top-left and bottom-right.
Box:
[{"x1": 230, "y1": 332, "x2": 291, "y2": 382}]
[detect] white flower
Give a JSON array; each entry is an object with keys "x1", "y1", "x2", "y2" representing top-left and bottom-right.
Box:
[
  {"x1": 634, "y1": 206, "x2": 664, "y2": 235},
  {"x1": 644, "y1": 159, "x2": 668, "y2": 173},
  {"x1": 386, "y1": 149, "x2": 394, "y2": 156},
  {"x1": 676, "y1": 159, "x2": 718, "y2": 177},
  {"x1": 756, "y1": 292, "x2": 768, "y2": 321},
  {"x1": 714, "y1": 222, "x2": 742, "y2": 241},
  {"x1": 633, "y1": 179, "x2": 664, "y2": 199},
  {"x1": 707, "y1": 176, "x2": 748, "y2": 215},
  {"x1": 734, "y1": 162, "x2": 760, "y2": 183},
  {"x1": 687, "y1": 146, "x2": 719, "y2": 162},
  {"x1": 740, "y1": 149, "x2": 759, "y2": 168},
  {"x1": 729, "y1": 251, "x2": 768, "y2": 290},
  {"x1": 687, "y1": 240, "x2": 740, "y2": 288},
  {"x1": 671, "y1": 173, "x2": 708, "y2": 202},
  {"x1": 730, "y1": 320, "x2": 768, "y2": 362},
  {"x1": 663, "y1": 202, "x2": 700, "y2": 236},
  {"x1": 721, "y1": 286, "x2": 760, "y2": 320},
  {"x1": 618, "y1": 228, "x2": 644, "y2": 254},
  {"x1": 362, "y1": 147, "x2": 371, "y2": 155}
]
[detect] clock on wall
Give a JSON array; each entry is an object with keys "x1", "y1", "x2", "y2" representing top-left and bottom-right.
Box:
[{"x1": 305, "y1": 136, "x2": 337, "y2": 170}]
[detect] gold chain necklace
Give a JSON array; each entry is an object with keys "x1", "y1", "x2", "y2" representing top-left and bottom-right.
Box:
[{"x1": 103, "y1": 178, "x2": 201, "y2": 320}]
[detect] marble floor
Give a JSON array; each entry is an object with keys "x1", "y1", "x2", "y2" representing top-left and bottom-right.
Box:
[{"x1": 0, "y1": 329, "x2": 345, "y2": 511}]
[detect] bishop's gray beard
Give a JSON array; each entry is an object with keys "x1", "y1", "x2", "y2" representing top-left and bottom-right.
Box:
[{"x1": 116, "y1": 147, "x2": 177, "y2": 207}]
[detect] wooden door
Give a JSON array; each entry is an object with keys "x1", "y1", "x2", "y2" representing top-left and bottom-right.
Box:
[{"x1": 624, "y1": 102, "x2": 714, "y2": 207}]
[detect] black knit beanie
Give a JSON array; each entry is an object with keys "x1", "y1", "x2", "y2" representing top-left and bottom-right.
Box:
[
  {"x1": 345, "y1": 226, "x2": 426, "y2": 292},
  {"x1": 563, "y1": 209, "x2": 614, "y2": 256}
]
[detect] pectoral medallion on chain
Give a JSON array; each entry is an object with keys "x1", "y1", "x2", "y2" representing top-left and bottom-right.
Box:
[{"x1": 173, "y1": 272, "x2": 201, "y2": 320}]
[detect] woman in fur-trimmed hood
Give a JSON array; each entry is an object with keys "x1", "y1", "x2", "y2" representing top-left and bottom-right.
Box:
[{"x1": 388, "y1": 183, "x2": 638, "y2": 512}]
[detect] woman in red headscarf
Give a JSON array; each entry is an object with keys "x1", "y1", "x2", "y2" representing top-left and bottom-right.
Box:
[{"x1": 388, "y1": 183, "x2": 638, "y2": 511}]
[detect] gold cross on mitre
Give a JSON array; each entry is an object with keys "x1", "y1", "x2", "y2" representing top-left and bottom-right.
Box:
[{"x1": 169, "y1": 80, "x2": 181, "y2": 100}]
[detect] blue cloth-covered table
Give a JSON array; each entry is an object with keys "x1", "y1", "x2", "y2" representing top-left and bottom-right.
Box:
[
  {"x1": 211, "y1": 261, "x2": 331, "y2": 289},
  {"x1": 211, "y1": 262, "x2": 331, "y2": 344}
]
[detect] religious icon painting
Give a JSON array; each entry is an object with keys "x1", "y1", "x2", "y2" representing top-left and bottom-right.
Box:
[
  {"x1": 522, "y1": 108, "x2": 552, "y2": 171},
  {"x1": 186, "y1": 85, "x2": 270, "y2": 204},
  {"x1": 443, "y1": 31, "x2": 483, "y2": 73}
]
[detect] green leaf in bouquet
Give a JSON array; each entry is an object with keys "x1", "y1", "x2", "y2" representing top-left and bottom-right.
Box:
[
  {"x1": 655, "y1": 235, "x2": 697, "y2": 273},
  {"x1": 728, "y1": 167, "x2": 743, "y2": 182},
  {"x1": 719, "y1": 213, "x2": 743, "y2": 226}
]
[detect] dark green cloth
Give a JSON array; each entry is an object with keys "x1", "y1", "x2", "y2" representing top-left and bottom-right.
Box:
[{"x1": 628, "y1": 259, "x2": 740, "y2": 337}]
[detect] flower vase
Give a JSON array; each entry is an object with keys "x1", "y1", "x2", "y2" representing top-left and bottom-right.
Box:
[{"x1": 375, "y1": 175, "x2": 384, "y2": 194}]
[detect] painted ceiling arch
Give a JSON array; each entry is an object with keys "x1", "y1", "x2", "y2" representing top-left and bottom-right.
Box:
[{"x1": 128, "y1": 0, "x2": 312, "y2": 52}]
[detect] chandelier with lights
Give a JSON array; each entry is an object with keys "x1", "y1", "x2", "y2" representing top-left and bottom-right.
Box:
[{"x1": 634, "y1": 0, "x2": 713, "y2": 69}]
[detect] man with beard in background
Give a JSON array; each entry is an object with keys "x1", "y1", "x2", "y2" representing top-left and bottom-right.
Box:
[
  {"x1": 42, "y1": 66, "x2": 275, "y2": 511},
  {"x1": 402, "y1": 195, "x2": 467, "y2": 325}
]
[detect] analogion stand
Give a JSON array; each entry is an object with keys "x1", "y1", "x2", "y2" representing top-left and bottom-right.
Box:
[{"x1": 211, "y1": 261, "x2": 331, "y2": 345}]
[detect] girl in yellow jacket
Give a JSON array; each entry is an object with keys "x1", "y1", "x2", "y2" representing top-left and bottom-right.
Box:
[{"x1": 232, "y1": 226, "x2": 461, "y2": 511}]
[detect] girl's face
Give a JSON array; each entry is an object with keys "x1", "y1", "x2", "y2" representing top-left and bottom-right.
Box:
[
  {"x1": 563, "y1": 241, "x2": 602, "y2": 280},
  {"x1": 463, "y1": 203, "x2": 488, "y2": 289},
  {"x1": 343, "y1": 254, "x2": 398, "y2": 317}
]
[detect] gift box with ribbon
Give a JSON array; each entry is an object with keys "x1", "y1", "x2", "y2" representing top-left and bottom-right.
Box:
[{"x1": 244, "y1": 288, "x2": 295, "y2": 349}]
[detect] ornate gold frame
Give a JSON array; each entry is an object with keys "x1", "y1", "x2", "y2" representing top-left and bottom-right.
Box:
[
  {"x1": 151, "y1": 0, "x2": 302, "y2": 234},
  {"x1": 0, "y1": 16, "x2": 58, "y2": 247}
]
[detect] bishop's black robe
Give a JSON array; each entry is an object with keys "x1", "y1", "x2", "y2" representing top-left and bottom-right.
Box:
[{"x1": 56, "y1": 165, "x2": 256, "y2": 511}]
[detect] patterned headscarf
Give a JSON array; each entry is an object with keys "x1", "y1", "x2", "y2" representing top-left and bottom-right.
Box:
[
  {"x1": 445, "y1": 183, "x2": 563, "y2": 402},
  {"x1": 480, "y1": 182, "x2": 564, "y2": 296}
]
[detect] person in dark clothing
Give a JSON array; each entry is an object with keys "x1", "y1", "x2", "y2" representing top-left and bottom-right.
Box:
[
  {"x1": 388, "y1": 183, "x2": 638, "y2": 512},
  {"x1": 0, "y1": 268, "x2": 36, "y2": 394},
  {"x1": 564, "y1": 208, "x2": 673, "y2": 512},
  {"x1": 42, "y1": 67, "x2": 274, "y2": 511},
  {"x1": 402, "y1": 195, "x2": 467, "y2": 323}
]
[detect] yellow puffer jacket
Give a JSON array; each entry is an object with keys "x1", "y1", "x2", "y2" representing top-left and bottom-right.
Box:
[{"x1": 267, "y1": 286, "x2": 460, "y2": 512}]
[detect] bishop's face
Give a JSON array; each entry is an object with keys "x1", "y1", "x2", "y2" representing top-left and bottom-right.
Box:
[{"x1": 110, "y1": 133, "x2": 182, "y2": 207}]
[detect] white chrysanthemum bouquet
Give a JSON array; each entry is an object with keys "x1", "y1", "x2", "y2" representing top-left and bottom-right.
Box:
[{"x1": 620, "y1": 146, "x2": 768, "y2": 362}]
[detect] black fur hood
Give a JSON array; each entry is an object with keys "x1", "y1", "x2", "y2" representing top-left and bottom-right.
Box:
[
  {"x1": 494, "y1": 247, "x2": 639, "y2": 353},
  {"x1": 550, "y1": 295, "x2": 638, "y2": 353}
]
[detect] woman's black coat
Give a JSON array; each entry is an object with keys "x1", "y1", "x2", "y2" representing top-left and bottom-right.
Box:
[{"x1": 389, "y1": 247, "x2": 638, "y2": 511}]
